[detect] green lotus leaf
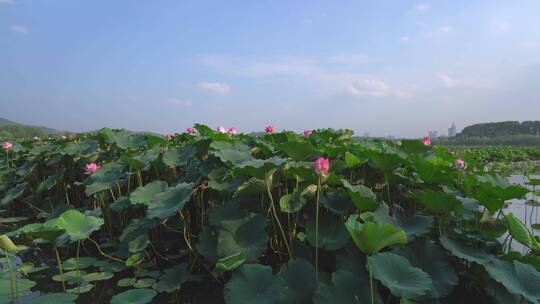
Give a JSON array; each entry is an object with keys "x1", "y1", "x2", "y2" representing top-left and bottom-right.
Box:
[
  {"x1": 1, "y1": 182, "x2": 28, "y2": 206},
  {"x1": 0, "y1": 278, "x2": 36, "y2": 298},
  {"x1": 373, "y1": 204, "x2": 433, "y2": 239},
  {"x1": 17, "y1": 223, "x2": 65, "y2": 241},
  {"x1": 25, "y1": 293, "x2": 78, "y2": 304},
  {"x1": 399, "y1": 139, "x2": 431, "y2": 154},
  {"x1": 345, "y1": 215, "x2": 408, "y2": 255},
  {"x1": 84, "y1": 162, "x2": 125, "y2": 196},
  {"x1": 409, "y1": 190, "x2": 463, "y2": 214},
  {"x1": 146, "y1": 183, "x2": 194, "y2": 219},
  {"x1": 306, "y1": 213, "x2": 350, "y2": 251},
  {"x1": 234, "y1": 178, "x2": 267, "y2": 198},
  {"x1": 279, "y1": 259, "x2": 316, "y2": 304},
  {"x1": 82, "y1": 272, "x2": 113, "y2": 282},
  {"x1": 279, "y1": 185, "x2": 316, "y2": 213},
  {"x1": 369, "y1": 252, "x2": 433, "y2": 299},
  {"x1": 105, "y1": 130, "x2": 147, "y2": 150},
  {"x1": 344, "y1": 151, "x2": 366, "y2": 168},
  {"x1": 439, "y1": 235, "x2": 494, "y2": 265},
  {"x1": 129, "y1": 181, "x2": 168, "y2": 205},
  {"x1": 216, "y1": 252, "x2": 246, "y2": 272},
  {"x1": 36, "y1": 175, "x2": 58, "y2": 193},
  {"x1": 485, "y1": 259, "x2": 540, "y2": 303},
  {"x1": 472, "y1": 175, "x2": 529, "y2": 213},
  {"x1": 278, "y1": 141, "x2": 316, "y2": 161},
  {"x1": 195, "y1": 226, "x2": 219, "y2": 263},
  {"x1": 44, "y1": 210, "x2": 104, "y2": 242},
  {"x1": 313, "y1": 269, "x2": 380, "y2": 304},
  {"x1": 506, "y1": 213, "x2": 539, "y2": 250},
  {"x1": 210, "y1": 141, "x2": 257, "y2": 168},
  {"x1": 117, "y1": 278, "x2": 137, "y2": 287},
  {"x1": 162, "y1": 145, "x2": 197, "y2": 167},
  {"x1": 208, "y1": 201, "x2": 249, "y2": 226},
  {"x1": 217, "y1": 213, "x2": 268, "y2": 260},
  {"x1": 133, "y1": 278, "x2": 155, "y2": 288},
  {"x1": 153, "y1": 263, "x2": 190, "y2": 293},
  {"x1": 393, "y1": 240, "x2": 458, "y2": 298},
  {"x1": 224, "y1": 264, "x2": 286, "y2": 304},
  {"x1": 320, "y1": 190, "x2": 355, "y2": 215},
  {"x1": 342, "y1": 180, "x2": 379, "y2": 211},
  {"x1": 53, "y1": 270, "x2": 86, "y2": 283},
  {"x1": 111, "y1": 289, "x2": 157, "y2": 304},
  {"x1": 61, "y1": 257, "x2": 97, "y2": 270},
  {"x1": 65, "y1": 283, "x2": 94, "y2": 294},
  {"x1": 128, "y1": 233, "x2": 150, "y2": 253}
]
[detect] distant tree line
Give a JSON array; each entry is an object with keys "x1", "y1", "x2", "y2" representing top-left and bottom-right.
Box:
[
  {"x1": 458, "y1": 121, "x2": 540, "y2": 137},
  {"x1": 436, "y1": 134, "x2": 540, "y2": 146},
  {"x1": 0, "y1": 125, "x2": 46, "y2": 139}
]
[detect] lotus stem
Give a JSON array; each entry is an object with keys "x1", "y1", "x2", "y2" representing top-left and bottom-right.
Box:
[
  {"x1": 87, "y1": 237, "x2": 125, "y2": 264},
  {"x1": 5, "y1": 251, "x2": 16, "y2": 303},
  {"x1": 54, "y1": 246, "x2": 66, "y2": 291},
  {"x1": 367, "y1": 257, "x2": 375, "y2": 304},
  {"x1": 266, "y1": 178, "x2": 292, "y2": 258},
  {"x1": 76, "y1": 240, "x2": 81, "y2": 294},
  {"x1": 315, "y1": 175, "x2": 321, "y2": 284}
]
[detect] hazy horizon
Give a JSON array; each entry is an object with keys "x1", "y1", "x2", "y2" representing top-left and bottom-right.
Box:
[{"x1": 2, "y1": 1, "x2": 540, "y2": 137}]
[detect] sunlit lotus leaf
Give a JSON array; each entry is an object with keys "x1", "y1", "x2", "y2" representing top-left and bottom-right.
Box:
[
  {"x1": 345, "y1": 215, "x2": 408, "y2": 255},
  {"x1": 45, "y1": 210, "x2": 103, "y2": 242}
]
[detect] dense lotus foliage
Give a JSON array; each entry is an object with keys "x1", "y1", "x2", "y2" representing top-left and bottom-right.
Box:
[{"x1": 0, "y1": 125, "x2": 539, "y2": 303}]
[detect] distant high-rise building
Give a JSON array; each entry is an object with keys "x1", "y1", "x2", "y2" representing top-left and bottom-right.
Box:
[
  {"x1": 428, "y1": 130, "x2": 438, "y2": 138},
  {"x1": 448, "y1": 123, "x2": 457, "y2": 137},
  {"x1": 363, "y1": 132, "x2": 370, "y2": 138}
]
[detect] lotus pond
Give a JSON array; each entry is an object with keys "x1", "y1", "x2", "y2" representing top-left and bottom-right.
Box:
[{"x1": 1, "y1": 126, "x2": 540, "y2": 303}]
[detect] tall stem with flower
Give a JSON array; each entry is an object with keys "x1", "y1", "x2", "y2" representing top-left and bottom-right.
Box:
[
  {"x1": 3, "y1": 141, "x2": 13, "y2": 168},
  {"x1": 313, "y1": 156, "x2": 329, "y2": 285}
]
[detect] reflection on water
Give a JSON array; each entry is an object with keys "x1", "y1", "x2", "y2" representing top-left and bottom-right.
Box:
[{"x1": 506, "y1": 175, "x2": 540, "y2": 252}]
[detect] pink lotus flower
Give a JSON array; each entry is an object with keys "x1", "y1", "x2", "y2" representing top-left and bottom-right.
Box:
[
  {"x1": 217, "y1": 126, "x2": 226, "y2": 133},
  {"x1": 265, "y1": 125, "x2": 275, "y2": 134},
  {"x1": 455, "y1": 159, "x2": 466, "y2": 171},
  {"x1": 423, "y1": 136, "x2": 431, "y2": 146},
  {"x1": 2, "y1": 141, "x2": 13, "y2": 150},
  {"x1": 303, "y1": 130, "x2": 312, "y2": 136},
  {"x1": 227, "y1": 127, "x2": 237, "y2": 135},
  {"x1": 165, "y1": 133, "x2": 173, "y2": 141},
  {"x1": 84, "y1": 163, "x2": 100, "y2": 175},
  {"x1": 313, "y1": 157, "x2": 330, "y2": 175},
  {"x1": 186, "y1": 127, "x2": 195, "y2": 134}
]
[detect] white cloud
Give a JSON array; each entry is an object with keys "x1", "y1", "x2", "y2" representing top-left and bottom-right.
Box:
[
  {"x1": 414, "y1": 3, "x2": 430, "y2": 12},
  {"x1": 400, "y1": 36, "x2": 410, "y2": 43},
  {"x1": 437, "y1": 73, "x2": 492, "y2": 89},
  {"x1": 348, "y1": 79, "x2": 396, "y2": 98},
  {"x1": 10, "y1": 25, "x2": 27, "y2": 34},
  {"x1": 165, "y1": 98, "x2": 192, "y2": 107},
  {"x1": 0, "y1": 0, "x2": 15, "y2": 4},
  {"x1": 197, "y1": 82, "x2": 231, "y2": 95}
]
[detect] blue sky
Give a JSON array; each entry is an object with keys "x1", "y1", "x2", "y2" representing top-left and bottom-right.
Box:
[{"x1": 1, "y1": 0, "x2": 540, "y2": 137}]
